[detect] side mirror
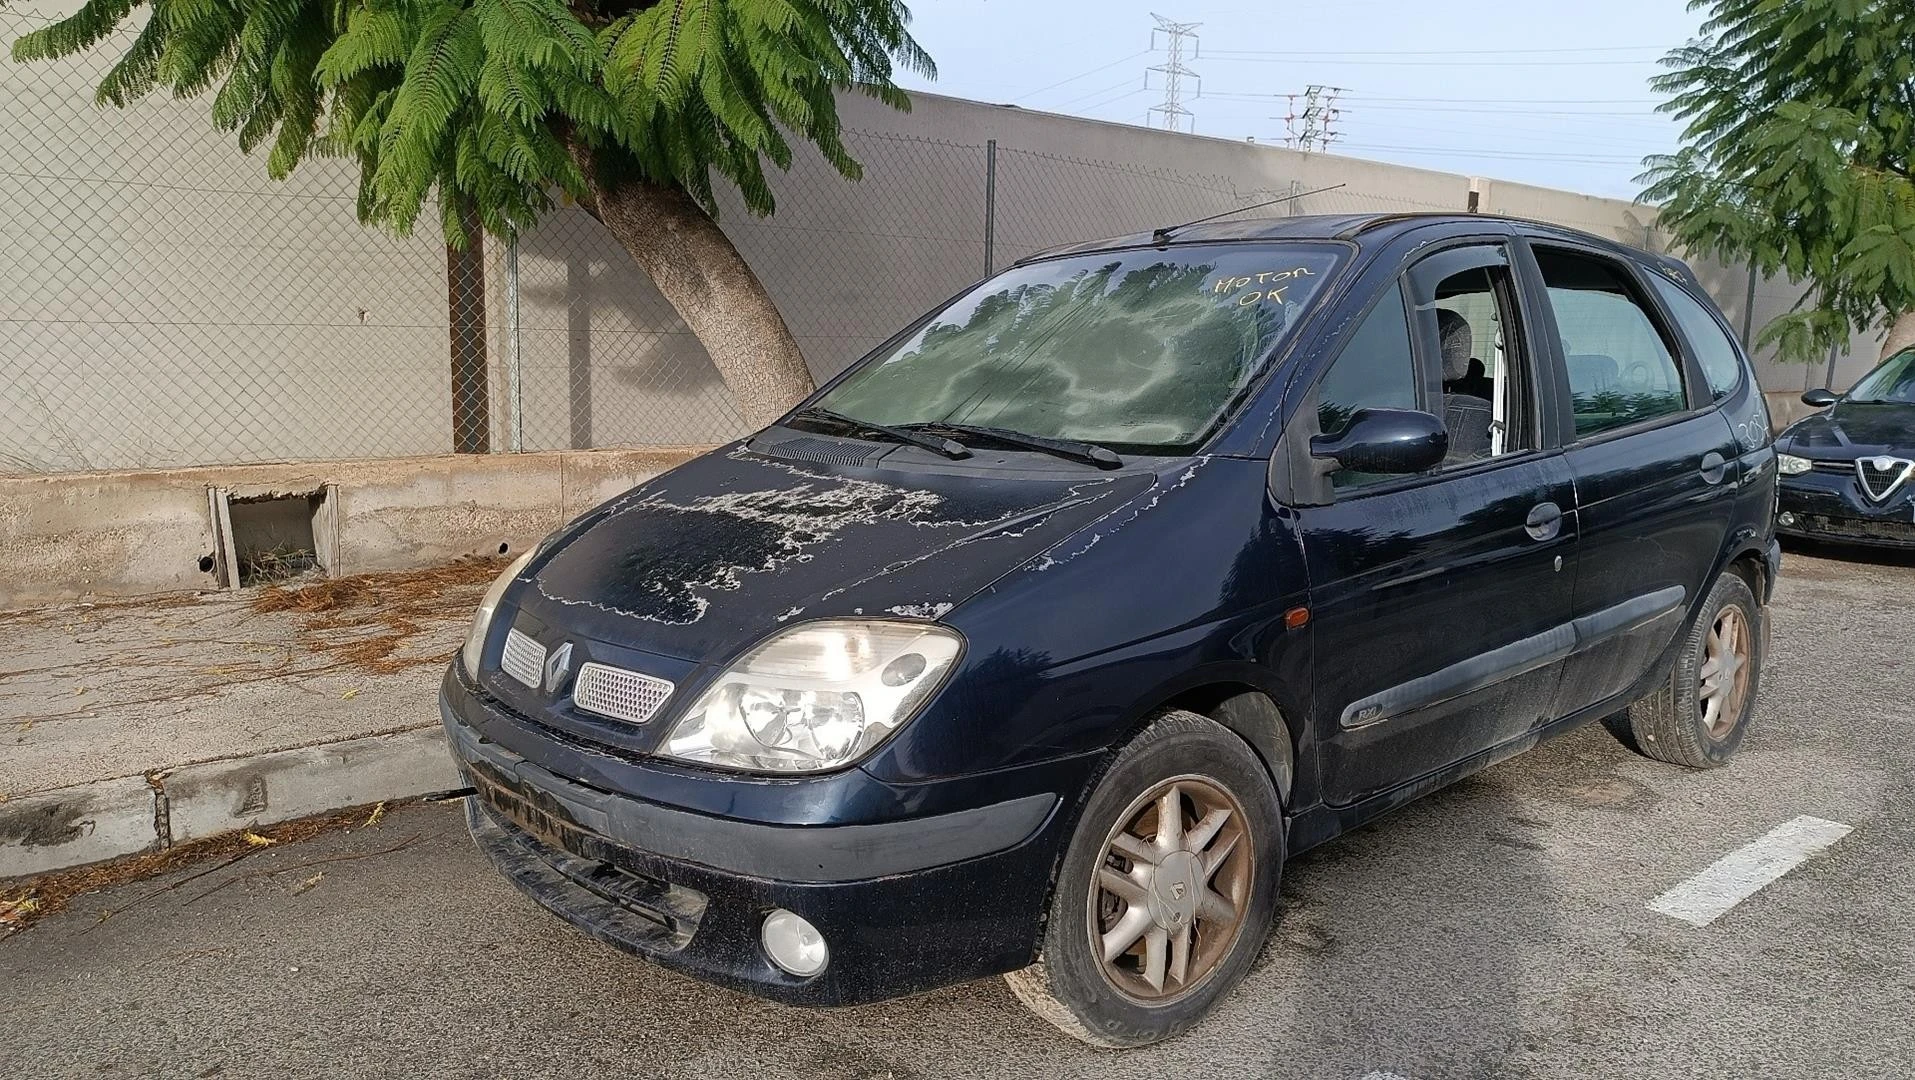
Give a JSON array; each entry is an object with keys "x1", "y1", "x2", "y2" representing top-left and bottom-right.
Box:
[
  {"x1": 1800, "y1": 388, "x2": 1838, "y2": 407},
  {"x1": 1310, "y1": 408, "x2": 1448, "y2": 476}
]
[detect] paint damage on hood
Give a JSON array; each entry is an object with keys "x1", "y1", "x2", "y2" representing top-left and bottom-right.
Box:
[{"x1": 520, "y1": 446, "x2": 1154, "y2": 660}]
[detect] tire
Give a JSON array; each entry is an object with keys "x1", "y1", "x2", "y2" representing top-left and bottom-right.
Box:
[
  {"x1": 1624, "y1": 570, "x2": 1763, "y2": 768},
  {"x1": 1004, "y1": 709, "x2": 1282, "y2": 1047}
]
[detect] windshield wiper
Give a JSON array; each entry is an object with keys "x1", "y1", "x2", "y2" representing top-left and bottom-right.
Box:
[
  {"x1": 788, "y1": 407, "x2": 971, "y2": 459},
  {"x1": 902, "y1": 422, "x2": 1123, "y2": 468}
]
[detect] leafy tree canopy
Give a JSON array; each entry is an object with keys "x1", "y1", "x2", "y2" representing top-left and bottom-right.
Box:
[
  {"x1": 1639, "y1": 0, "x2": 1915, "y2": 361},
  {"x1": 13, "y1": 0, "x2": 935, "y2": 243}
]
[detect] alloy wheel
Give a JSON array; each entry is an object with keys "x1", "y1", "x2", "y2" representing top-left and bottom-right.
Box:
[
  {"x1": 1698, "y1": 605, "x2": 1752, "y2": 738},
  {"x1": 1086, "y1": 775, "x2": 1255, "y2": 1004}
]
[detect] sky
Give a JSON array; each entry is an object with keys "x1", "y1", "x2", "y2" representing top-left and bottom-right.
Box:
[{"x1": 890, "y1": 0, "x2": 1711, "y2": 200}]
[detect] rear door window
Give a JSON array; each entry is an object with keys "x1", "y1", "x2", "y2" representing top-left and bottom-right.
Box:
[
  {"x1": 1534, "y1": 248, "x2": 1688, "y2": 437},
  {"x1": 1647, "y1": 274, "x2": 1744, "y2": 400}
]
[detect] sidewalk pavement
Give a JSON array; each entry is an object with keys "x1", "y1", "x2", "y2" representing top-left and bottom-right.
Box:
[{"x1": 0, "y1": 561, "x2": 501, "y2": 878}]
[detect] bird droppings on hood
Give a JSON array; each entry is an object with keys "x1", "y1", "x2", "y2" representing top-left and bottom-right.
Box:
[
  {"x1": 1029, "y1": 456, "x2": 1213, "y2": 572},
  {"x1": 533, "y1": 450, "x2": 1126, "y2": 627},
  {"x1": 886, "y1": 602, "x2": 955, "y2": 620}
]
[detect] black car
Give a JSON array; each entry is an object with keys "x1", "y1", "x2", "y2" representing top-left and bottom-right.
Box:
[
  {"x1": 1775, "y1": 347, "x2": 1915, "y2": 548},
  {"x1": 440, "y1": 214, "x2": 1778, "y2": 1047}
]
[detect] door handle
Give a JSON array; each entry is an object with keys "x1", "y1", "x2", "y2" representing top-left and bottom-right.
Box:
[
  {"x1": 1525, "y1": 501, "x2": 1563, "y2": 542},
  {"x1": 1700, "y1": 451, "x2": 1728, "y2": 486}
]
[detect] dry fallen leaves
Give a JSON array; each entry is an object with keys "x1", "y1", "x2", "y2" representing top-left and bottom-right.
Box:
[
  {"x1": 0, "y1": 893, "x2": 43, "y2": 926},
  {"x1": 241, "y1": 831, "x2": 277, "y2": 848},
  {"x1": 364, "y1": 801, "x2": 386, "y2": 827},
  {"x1": 248, "y1": 557, "x2": 505, "y2": 675}
]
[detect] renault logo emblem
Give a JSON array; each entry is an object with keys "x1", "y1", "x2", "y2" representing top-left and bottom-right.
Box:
[{"x1": 542, "y1": 642, "x2": 575, "y2": 693}]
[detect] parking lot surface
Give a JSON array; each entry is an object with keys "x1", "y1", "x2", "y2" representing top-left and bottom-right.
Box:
[{"x1": 3, "y1": 548, "x2": 1912, "y2": 1080}]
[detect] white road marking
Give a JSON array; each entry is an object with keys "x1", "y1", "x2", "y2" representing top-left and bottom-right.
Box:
[
  {"x1": 1360, "y1": 1073, "x2": 1415, "y2": 1080},
  {"x1": 1649, "y1": 815, "x2": 1854, "y2": 927}
]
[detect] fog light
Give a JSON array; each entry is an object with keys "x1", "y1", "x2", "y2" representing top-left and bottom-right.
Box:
[
  {"x1": 761, "y1": 909, "x2": 828, "y2": 977},
  {"x1": 1778, "y1": 511, "x2": 1797, "y2": 527}
]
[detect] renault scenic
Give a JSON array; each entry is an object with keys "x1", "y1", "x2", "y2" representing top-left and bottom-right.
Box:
[{"x1": 441, "y1": 213, "x2": 1779, "y2": 1046}]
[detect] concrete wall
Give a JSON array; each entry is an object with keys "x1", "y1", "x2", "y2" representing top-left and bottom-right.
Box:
[
  {"x1": 0, "y1": 447, "x2": 702, "y2": 609},
  {"x1": 2, "y1": 3, "x2": 472, "y2": 474},
  {"x1": 502, "y1": 92, "x2": 1889, "y2": 449}
]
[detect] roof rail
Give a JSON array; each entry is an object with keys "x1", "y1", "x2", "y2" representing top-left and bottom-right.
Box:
[{"x1": 1331, "y1": 212, "x2": 1443, "y2": 240}]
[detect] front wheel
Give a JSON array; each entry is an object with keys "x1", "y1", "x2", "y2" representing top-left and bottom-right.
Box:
[
  {"x1": 1004, "y1": 710, "x2": 1282, "y2": 1047},
  {"x1": 1623, "y1": 570, "x2": 1763, "y2": 768}
]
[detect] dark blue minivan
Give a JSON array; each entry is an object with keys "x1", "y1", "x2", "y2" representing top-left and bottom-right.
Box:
[{"x1": 441, "y1": 214, "x2": 1779, "y2": 1046}]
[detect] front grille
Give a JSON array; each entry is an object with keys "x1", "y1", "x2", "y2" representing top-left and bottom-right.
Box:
[
  {"x1": 468, "y1": 792, "x2": 706, "y2": 953},
  {"x1": 573, "y1": 662, "x2": 674, "y2": 725},
  {"x1": 1797, "y1": 514, "x2": 1915, "y2": 541},
  {"x1": 1810, "y1": 459, "x2": 1851, "y2": 474},
  {"x1": 500, "y1": 628, "x2": 547, "y2": 689},
  {"x1": 1857, "y1": 459, "x2": 1913, "y2": 502}
]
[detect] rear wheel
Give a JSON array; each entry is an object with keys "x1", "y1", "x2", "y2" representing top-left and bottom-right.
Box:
[
  {"x1": 1624, "y1": 571, "x2": 1763, "y2": 768},
  {"x1": 1004, "y1": 710, "x2": 1281, "y2": 1047}
]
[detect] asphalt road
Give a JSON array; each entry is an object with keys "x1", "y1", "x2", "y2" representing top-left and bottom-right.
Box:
[{"x1": 4, "y1": 546, "x2": 1914, "y2": 1080}]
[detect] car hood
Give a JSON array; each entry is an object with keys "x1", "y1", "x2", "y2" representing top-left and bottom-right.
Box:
[
  {"x1": 516, "y1": 444, "x2": 1154, "y2": 661},
  {"x1": 1781, "y1": 402, "x2": 1915, "y2": 459}
]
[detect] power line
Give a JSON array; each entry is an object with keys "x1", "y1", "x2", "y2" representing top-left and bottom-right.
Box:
[
  {"x1": 1202, "y1": 55, "x2": 1660, "y2": 67},
  {"x1": 1336, "y1": 141, "x2": 1650, "y2": 164},
  {"x1": 1146, "y1": 13, "x2": 1202, "y2": 134},
  {"x1": 1053, "y1": 76, "x2": 1146, "y2": 109},
  {"x1": 1329, "y1": 103, "x2": 1670, "y2": 120},
  {"x1": 1077, "y1": 86, "x2": 1156, "y2": 114},
  {"x1": 1205, "y1": 94, "x2": 1672, "y2": 119},
  {"x1": 1203, "y1": 44, "x2": 1663, "y2": 57},
  {"x1": 1011, "y1": 51, "x2": 1154, "y2": 103},
  {"x1": 1346, "y1": 119, "x2": 1670, "y2": 152},
  {"x1": 1342, "y1": 95, "x2": 1664, "y2": 105}
]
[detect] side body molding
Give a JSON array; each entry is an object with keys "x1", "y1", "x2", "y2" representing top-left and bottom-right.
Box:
[{"x1": 1341, "y1": 585, "x2": 1687, "y2": 729}]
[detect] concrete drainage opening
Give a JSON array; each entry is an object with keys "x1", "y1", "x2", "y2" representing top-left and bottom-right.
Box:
[{"x1": 207, "y1": 485, "x2": 339, "y2": 588}]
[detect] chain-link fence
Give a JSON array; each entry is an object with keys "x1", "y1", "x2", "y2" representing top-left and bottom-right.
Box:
[
  {"x1": 2, "y1": 8, "x2": 472, "y2": 473},
  {"x1": 9, "y1": 4, "x2": 1834, "y2": 477}
]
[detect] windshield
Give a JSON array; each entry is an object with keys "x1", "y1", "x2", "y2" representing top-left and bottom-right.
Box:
[
  {"x1": 1845, "y1": 348, "x2": 1915, "y2": 404},
  {"x1": 812, "y1": 243, "x2": 1344, "y2": 452}
]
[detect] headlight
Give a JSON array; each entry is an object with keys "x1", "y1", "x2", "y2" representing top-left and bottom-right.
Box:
[
  {"x1": 662, "y1": 620, "x2": 962, "y2": 773},
  {"x1": 461, "y1": 551, "x2": 535, "y2": 680},
  {"x1": 1777, "y1": 453, "x2": 1813, "y2": 476}
]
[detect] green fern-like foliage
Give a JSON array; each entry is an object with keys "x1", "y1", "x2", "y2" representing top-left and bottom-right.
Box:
[
  {"x1": 1637, "y1": 0, "x2": 1915, "y2": 361},
  {"x1": 13, "y1": 0, "x2": 934, "y2": 243}
]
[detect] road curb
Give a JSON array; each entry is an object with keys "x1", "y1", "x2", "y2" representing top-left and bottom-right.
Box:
[{"x1": 1, "y1": 726, "x2": 459, "y2": 880}]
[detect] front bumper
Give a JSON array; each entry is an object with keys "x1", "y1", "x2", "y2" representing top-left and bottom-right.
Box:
[
  {"x1": 441, "y1": 679, "x2": 1070, "y2": 1006},
  {"x1": 1777, "y1": 472, "x2": 1915, "y2": 548}
]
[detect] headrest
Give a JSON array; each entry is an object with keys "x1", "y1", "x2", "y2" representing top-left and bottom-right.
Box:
[{"x1": 1437, "y1": 309, "x2": 1473, "y2": 380}]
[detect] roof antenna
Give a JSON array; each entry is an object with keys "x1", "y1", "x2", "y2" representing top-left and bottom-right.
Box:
[{"x1": 1152, "y1": 182, "x2": 1347, "y2": 245}]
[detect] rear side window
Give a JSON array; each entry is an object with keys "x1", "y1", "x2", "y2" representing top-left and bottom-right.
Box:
[
  {"x1": 1647, "y1": 274, "x2": 1744, "y2": 400},
  {"x1": 1315, "y1": 286, "x2": 1418, "y2": 490},
  {"x1": 1535, "y1": 248, "x2": 1687, "y2": 437}
]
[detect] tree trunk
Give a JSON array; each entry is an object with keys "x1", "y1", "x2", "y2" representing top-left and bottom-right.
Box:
[
  {"x1": 577, "y1": 162, "x2": 815, "y2": 430},
  {"x1": 1882, "y1": 309, "x2": 1915, "y2": 360},
  {"x1": 446, "y1": 201, "x2": 491, "y2": 454}
]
